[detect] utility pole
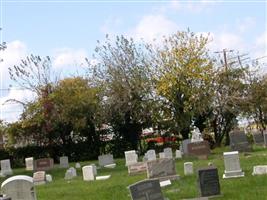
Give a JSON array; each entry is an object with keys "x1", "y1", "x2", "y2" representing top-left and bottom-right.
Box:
[{"x1": 214, "y1": 49, "x2": 234, "y2": 72}]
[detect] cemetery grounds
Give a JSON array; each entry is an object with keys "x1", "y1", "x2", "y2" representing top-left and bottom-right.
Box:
[{"x1": 1, "y1": 145, "x2": 267, "y2": 200}]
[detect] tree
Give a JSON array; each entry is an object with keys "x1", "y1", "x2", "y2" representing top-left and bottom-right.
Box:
[
  {"x1": 88, "y1": 35, "x2": 154, "y2": 153},
  {"x1": 209, "y1": 54, "x2": 250, "y2": 146},
  {"x1": 150, "y1": 30, "x2": 214, "y2": 139}
]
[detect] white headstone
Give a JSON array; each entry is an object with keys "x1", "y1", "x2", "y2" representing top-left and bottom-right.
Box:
[
  {"x1": 0, "y1": 159, "x2": 13, "y2": 176},
  {"x1": 95, "y1": 175, "x2": 111, "y2": 180},
  {"x1": 175, "y1": 150, "x2": 182, "y2": 159},
  {"x1": 191, "y1": 127, "x2": 203, "y2": 143},
  {"x1": 104, "y1": 163, "x2": 116, "y2": 168},
  {"x1": 59, "y1": 156, "x2": 69, "y2": 168},
  {"x1": 125, "y1": 150, "x2": 138, "y2": 166},
  {"x1": 1, "y1": 175, "x2": 37, "y2": 200},
  {"x1": 82, "y1": 165, "x2": 95, "y2": 181},
  {"x1": 75, "y1": 162, "x2": 81, "y2": 168},
  {"x1": 159, "y1": 152, "x2": 165, "y2": 159},
  {"x1": 223, "y1": 151, "x2": 244, "y2": 178},
  {"x1": 163, "y1": 148, "x2": 173, "y2": 159},
  {"x1": 46, "y1": 174, "x2": 52, "y2": 182},
  {"x1": 184, "y1": 162, "x2": 194, "y2": 175},
  {"x1": 146, "y1": 150, "x2": 157, "y2": 161},
  {"x1": 33, "y1": 171, "x2": 46, "y2": 185},
  {"x1": 252, "y1": 165, "x2": 267, "y2": 175},
  {"x1": 160, "y1": 180, "x2": 171, "y2": 187},
  {"x1": 25, "y1": 157, "x2": 34, "y2": 171}
]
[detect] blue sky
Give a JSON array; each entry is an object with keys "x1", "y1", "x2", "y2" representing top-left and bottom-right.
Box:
[{"x1": 0, "y1": 0, "x2": 266, "y2": 122}]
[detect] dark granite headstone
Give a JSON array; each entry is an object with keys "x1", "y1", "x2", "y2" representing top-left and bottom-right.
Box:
[
  {"x1": 229, "y1": 131, "x2": 252, "y2": 152},
  {"x1": 187, "y1": 141, "x2": 210, "y2": 159},
  {"x1": 34, "y1": 158, "x2": 54, "y2": 171},
  {"x1": 264, "y1": 131, "x2": 267, "y2": 147},
  {"x1": 252, "y1": 130, "x2": 264, "y2": 145},
  {"x1": 198, "y1": 167, "x2": 220, "y2": 197},
  {"x1": 128, "y1": 179, "x2": 164, "y2": 200}
]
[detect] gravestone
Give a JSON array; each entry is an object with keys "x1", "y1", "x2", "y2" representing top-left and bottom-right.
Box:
[
  {"x1": 125, "y1": 150, "x2": 138, "y2": 166},
  {"x1": 223, "y1": 151, "x2": 244, "y2": 178},
  {"x1": 146, "y1": 158, "x2": 179, "y2": 181},
  {"x1": 98, "y1": 154, "x2": 114, "y2": 167},
  {"x1": 91, "y1": 164, "x2": 97, "y2": 176},
  {"x1": 252, "y1": 165, "x2": 267, "y2": 175},
  {"x1": 25, "y1": 157, "x2": 34, "y2": 171},
  {"x1": 33, "y1": 171, "x2": 46, "y2": 185},
  {"x1": 34, "y1": 158, "x2": 54, "y2": 171},
  {"x1": 229, "y1": 130, "x2": 252, "y2": 152},
  {"x1": 146, "y1": 150, "x2": 157, "y2": 161},
  {"x1": 82, "y1": 165, "x2": 95, "y2": 181},
  {"x1": 198, "y1": 167, "x2": 220, "y2": 197},
  {"x1": 252, "y1": 130, "x2": 264, "y2": 145},
  {"x1": 46, "y1": 174, "x2": 52, "y2": 182},
  {"x1": 128, "y1": 162, "x2": 147, "y2": 175},
  {"x1": 128, "y1": 179, "x2": 164, "y2": 200},
  {"x1": 1, "y1": 175, "x2": 37, "y2": 200},
  {"x1": 159, "y1": 152, "x2": 165, "y2": 159},
  {"x1": 0, "y1": 159, "x2": 13, "y2": 176},
  {"x1": 184, "y1": 162, "x2": 194, "y2": 175},
  {"x1": 163, "y1": 148, "x2": 173, "y2": 159},
  {"x1": 65, "y1": 167, "x2": 77, "y2": 180},
  {"x1": 59, "y1": 156, "x2": 69, "y2": 168},
  {"x1": 182, "y1": 139, "x2": 191, "y2": 155},
  {"x1": 65, "y1": 169, "x2": 74, "y2": 180},
  {"x1": 75, "y1": 162, "x2": 81, "y2": 168},
  {"x1": 175, "y1": 150, "x2": 182, "y2": 159},
  {"x1": 264, "y1": 131, "x2": 267, "y2": 147},
  {"x1": 187, "y1": 141, "x2": 210, "y2": 159}
]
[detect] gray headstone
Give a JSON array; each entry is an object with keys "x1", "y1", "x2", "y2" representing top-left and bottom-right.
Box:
[
  {"x1": 98, "y1": 154, "x2": 114, "y2": 167},
  {"x1": 229, "y1": 131, "x2": 252, "y2": 152},
  {"x1": 146, "y1": 150, "x2": 157, "y2": 161},
  {"x1": 264, "y1": 131, "x2": 267, "y2": 147},
  {"x1": 223, "y1": 151, "x2": 244, "y2": 178},
  {"x1": 128, "y1": 179, "x2": 164, "y2": 200},
  {"x1": 59, "y1": 156, "x2": 69, "y2": 168},
  {"x1": 252, "y1": 130, "x2": 264, "y2": 145},
  {"x1": 187, "y1": 141, "x2": 210, "y2": 159},
  {"x1": 182, "y1": 139, "x2": 191, "y2": 155},
  {"x1": 198, "y1": 167, "x2": 220, "y2": 197},
  {"x1": 146, "y1": 158, "x2": 179, "y2": 181},
  {"x1": 1, "y1": 175, "x2": 37, "y2": 200},
  {"x1": 0, "y1": 159, "x2": 13, "y2": 176},
  {"x1": 163, "y1": 148, "x2": 173, "y2": 159}
]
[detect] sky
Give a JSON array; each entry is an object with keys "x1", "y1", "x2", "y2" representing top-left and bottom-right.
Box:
[{"x1": 0, "y1": 0, "x2": 266, "y2": 122}]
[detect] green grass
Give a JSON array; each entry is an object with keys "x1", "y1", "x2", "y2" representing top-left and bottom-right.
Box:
[{"x1": 2, "y1": 145, "x2": 267, "y2": 200}]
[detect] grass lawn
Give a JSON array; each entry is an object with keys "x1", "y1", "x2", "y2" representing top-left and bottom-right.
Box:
[{"x1": 1, "y1": 145, "x2": 267, "y2": 200}]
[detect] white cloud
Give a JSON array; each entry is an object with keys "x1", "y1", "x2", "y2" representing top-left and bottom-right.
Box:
[
  {"x1": 0, "y1": 40, "x2": 27, "y2": 87},
  {"x1": 164, "y1": 0, "x2": 215, "y2": 13},
  {"x1": 0, "y1": 87, "x2": 36, "y2": 123},
  {"x1": 131, "y1": 14, "x2": 179, "y2": 42},
  {"x1": 236, "y1": 17, "x2": 256, "y2": 33},
  {"x1": 52, "y1": 48, "x2": 88, "y2": 69},
  {"x1": 209, "y1": 32, "x2": 244, "y2": 52}
]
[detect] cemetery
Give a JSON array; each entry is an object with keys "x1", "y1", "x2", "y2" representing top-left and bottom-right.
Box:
[
  {"x1": 0, "y1": 141, "x2": 267, "y2": 199},
  {"x1": 0, "y1": 2, "x2": 265, "y2": 200}
]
